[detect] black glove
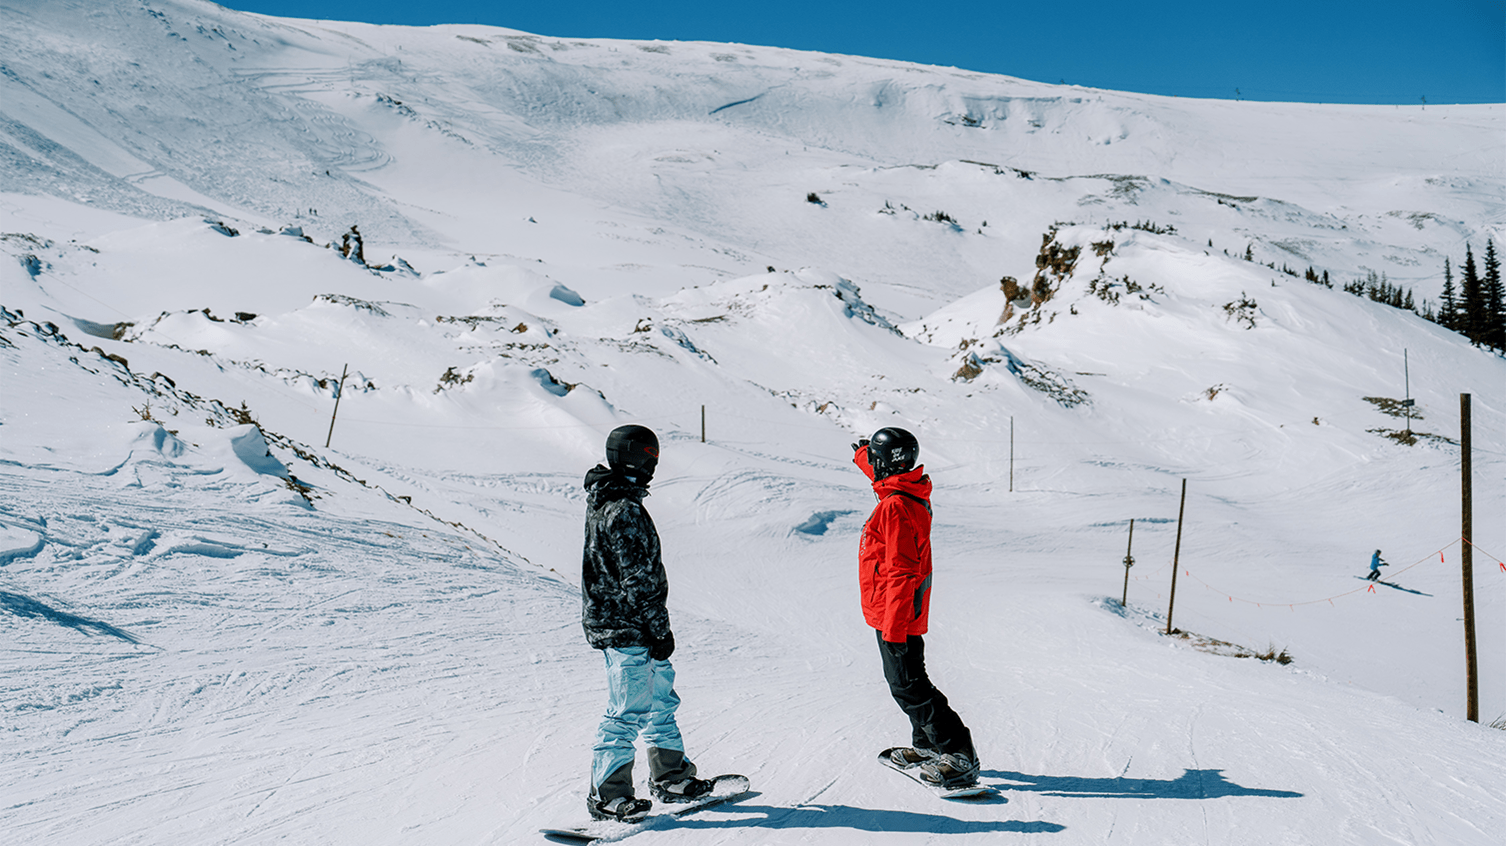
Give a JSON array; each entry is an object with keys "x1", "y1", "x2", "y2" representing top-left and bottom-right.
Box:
[
  {"x1": 851, "y1": 438, "x2": 869, "y2": 453},
  {"x1": 649, "y1": 633, "x2": 675, "y2": 662}
]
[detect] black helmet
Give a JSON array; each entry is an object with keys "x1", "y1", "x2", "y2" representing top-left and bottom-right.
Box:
[
  {"x1": 868, "y1": 427, "x2": 919, "y2": 480},
  {"x1": 606, "y1": 425, "x2": 659, "y2": 482}
]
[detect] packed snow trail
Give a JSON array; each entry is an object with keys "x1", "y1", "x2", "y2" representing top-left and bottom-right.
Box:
[
  {"x1": 7, "y1": 455, "x2": 1500, "y2": 844},
  {"x1": 3, "y1": 311, "x2": 1502, "y2": 844}
]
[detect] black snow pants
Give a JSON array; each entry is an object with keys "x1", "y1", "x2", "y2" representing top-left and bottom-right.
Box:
[{"x1": 876, "y1": 631, "x2": 975, "y2": 758}]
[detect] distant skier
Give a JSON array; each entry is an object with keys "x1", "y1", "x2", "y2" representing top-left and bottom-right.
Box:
[
  {"x1": 580, "y1": 425, "x2": 715, "y2": 821},
  {"x1": 852, "y1": 427, "x2": 980, "y2": 789},
  {"x1": 1366, "y1": 549, "x2": 1389, "y2": 582}
]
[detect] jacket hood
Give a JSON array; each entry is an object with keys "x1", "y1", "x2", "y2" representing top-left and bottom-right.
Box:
[
  {"x1": 584, "y1": 463, "x2": 648, "y2": 505},
  {"x1": 872, "y1": 464, "x2": 931, "y2": 501}
]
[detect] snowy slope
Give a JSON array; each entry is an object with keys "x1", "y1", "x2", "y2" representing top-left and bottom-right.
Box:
[
  {"x1": 2, "y1": 1, "x2": 1505, "y2": 844},
  {"x1": 2, "y1": 0, "x2": 1500, "y2": 311}
]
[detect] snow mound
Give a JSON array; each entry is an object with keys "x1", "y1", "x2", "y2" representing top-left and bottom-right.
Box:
[
  {"x1": 225, "y1": 424, "x2": 288, "y2": 478},
  {"x1": 125, "y1": 420, "x2": 188, "y2": 461},
  {"x1": 420, "y1": 264, "x2": 586, "y2": 315},
  {"x1": 0, "y1": 523, "x2": 44, "y2": 565}
]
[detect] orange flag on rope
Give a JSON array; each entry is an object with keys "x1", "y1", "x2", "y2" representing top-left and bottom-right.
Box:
[{"x1": 1367, "y1": 584, "x2": 1375, "y2": 594}]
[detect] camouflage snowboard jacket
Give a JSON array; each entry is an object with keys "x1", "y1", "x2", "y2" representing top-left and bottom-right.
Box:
[{"x1": 580, "y1": 464, "x2": 673, "y2": 650}]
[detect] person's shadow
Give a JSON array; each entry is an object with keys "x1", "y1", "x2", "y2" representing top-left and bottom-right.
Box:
[
  {"x1": 637, "y1": 767, "x2": 1299, "y2": 837},
  {"x1": 984, "y1": 768, "x2": 1303, "y2": 800},
  {"x1": 0, "y1": 590, "x2": 139, "y2": 642},
  {"x1": 1352, "y1": 576, "x2": 1433, "y2": 596},
  {"x1": 667, "y1": 800, "x2": 1066, "y2": 835}
]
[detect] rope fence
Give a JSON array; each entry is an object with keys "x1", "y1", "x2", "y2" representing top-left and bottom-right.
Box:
[
  {"x1": 1463, "y1": 538, "x2": 1506, "y2": 574},
  {"x1": 1130, "y1": 537, "x2": 1504, "y2": 612}
]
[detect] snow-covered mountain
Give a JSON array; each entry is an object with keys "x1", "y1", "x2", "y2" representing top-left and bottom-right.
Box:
[{"x1": 2, "y1": 1, "x2": 1504, "y2": 843}]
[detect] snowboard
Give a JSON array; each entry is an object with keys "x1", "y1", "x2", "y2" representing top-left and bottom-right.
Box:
[
  {"x1": 877, "y1": 748, "x2": 998, "y2": 800},
  {"x1": 541, "y1": 774, "x2": 751, "y2": 842}
]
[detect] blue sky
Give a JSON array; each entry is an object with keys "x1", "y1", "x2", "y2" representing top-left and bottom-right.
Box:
[{"x1": 230, "y1": 1, "x2": 1504, "y2": 104}]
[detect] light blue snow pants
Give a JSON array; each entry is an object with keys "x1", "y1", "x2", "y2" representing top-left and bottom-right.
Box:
[{"x1": 591, "y1": 647, "x2": 690, "y2": 796}]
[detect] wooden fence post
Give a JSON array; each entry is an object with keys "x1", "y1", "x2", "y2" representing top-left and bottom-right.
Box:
[
  {"x1": 324, "y1": 364, "x2": 348, "y2": 449},
  {"x1": 1167, "y1": 479, "x2": 1187, "y2": 635},
  {"x1": 1461, "y1": 393, "x2": 1478, "y2": 723}
]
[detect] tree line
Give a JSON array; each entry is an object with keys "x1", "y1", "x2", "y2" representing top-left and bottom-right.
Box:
[
  {"x1": 1432, "y1": 240, "x2": 1503, "y2": 352},
  {"x1": 1286, "y1": 239, "x2": 1502, "y2": 354}
]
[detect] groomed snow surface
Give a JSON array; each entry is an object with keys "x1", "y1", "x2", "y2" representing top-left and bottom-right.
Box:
[{"x1": 2, "y1": 1, "x2": 1505, "y2": 844}]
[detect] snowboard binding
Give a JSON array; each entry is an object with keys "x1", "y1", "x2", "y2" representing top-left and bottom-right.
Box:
[{"x1": 585, "y1": 795, "x2": 652, "y2": 822}]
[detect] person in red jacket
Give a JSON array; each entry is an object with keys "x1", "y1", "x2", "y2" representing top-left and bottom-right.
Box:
[{"x1": 854, "y1": 427, "x2": 979, "y2": 788}]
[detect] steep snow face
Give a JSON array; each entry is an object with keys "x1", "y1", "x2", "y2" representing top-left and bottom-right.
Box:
[
  {"x1": 2, "y1": 2, "x2": 1506, "y2": 845},
  {"x1": 1, "y1": 0, "x2": 1500, "y2": 312}
]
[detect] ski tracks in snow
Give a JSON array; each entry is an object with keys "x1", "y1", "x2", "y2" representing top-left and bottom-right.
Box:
[
  {"x1": 927, "y1": 579, "x2": 1506, "y2": 846},
  {"x1": 0, "y1": 461, "x2": 575, "y2": 845}
]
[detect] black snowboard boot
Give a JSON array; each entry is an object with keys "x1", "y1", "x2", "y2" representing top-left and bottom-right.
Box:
[{"x1": 650, "y1": 776, "x2": 715, "y2": 803}]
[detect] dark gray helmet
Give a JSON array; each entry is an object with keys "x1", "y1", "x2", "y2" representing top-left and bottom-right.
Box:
[
  {"x1": 868, "y1": 427, "x2": 919, "y2": 480},
  {"x1": 606, "y1": 425, "x2": 659, "y2": 482}
]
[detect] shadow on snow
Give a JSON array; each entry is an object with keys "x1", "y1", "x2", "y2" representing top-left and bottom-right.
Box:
[
  {"x1": 0, "y1": 590, "x2": 140, "y2": 643},
  {"x1": 1352, "y1": 576, "x2": 1433, "y2": 597},
  {"x1": 669, "y1": 803, "x2": 1066, "y2": 835},
  {"x1": 985, "y1": 768, "x2": 1303, "y2": 800}
]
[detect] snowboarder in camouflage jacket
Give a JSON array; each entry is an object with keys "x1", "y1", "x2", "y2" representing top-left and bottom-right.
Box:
[
  {"x1": 581, "y1": 464, "x2": 672, "y2": 651},
  {"x1": 580, "y1": 425, "x2": 714, "y2": 822}
]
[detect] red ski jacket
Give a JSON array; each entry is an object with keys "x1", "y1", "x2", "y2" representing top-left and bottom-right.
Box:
[{"x1": 854, "y1": 445, "x2": 933, "y2": 642}]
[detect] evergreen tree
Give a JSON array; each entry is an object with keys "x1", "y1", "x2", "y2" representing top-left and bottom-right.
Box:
[
  {"x1": 1460, "y1": 245, "x2": 1484, "y2": 345},
  {"x1": 1439, "y1": 258, "x2": 1458, "y2": 329},
  {"x1": 1484, "y1": 239, "x2": 1503, "y2": 351}
]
